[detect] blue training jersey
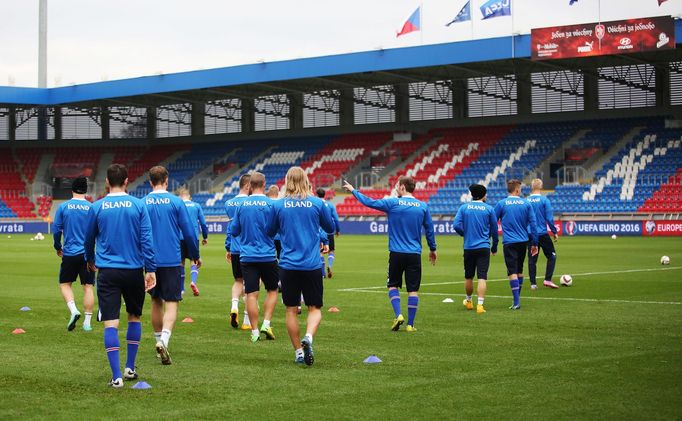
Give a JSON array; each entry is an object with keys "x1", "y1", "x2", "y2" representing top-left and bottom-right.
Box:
[
  {"x1": 84, "y1": 192, "x2": 156, "y2": 272},
  {"x1": 352, "y1": 190, "x2": 437, "y2": 254},
  {"x1": 319, "y1": 227, "x2": 329, "y2": 246},
  {"x1": 228, "y1": 194, "x2": 276, "y2": 263},
  {"x1": 494, "y1": 196, "x2": 539, "y2": 246},
  {"x1": 144, "y1": 191, "x2": 199, "y2": 267},
  {"x1": 267, "y1": 195, "x2": 335, "y2": 271},
  {"x1": 183, "y1": 200, "x2": 209, "y2": 240},
  {"x1": 325, "y1": 201, "x2": 341, "y2": 234},
  {"x1": 53, "y1": 198, "x2": 92, "y2": 256},
  {"x1": 527, "y1": 194, "x2": 557, "y2": 236},
  {"x1": 454, "y1": 201, "x2": 499, "y2": 251},
  {"x1": 225, "y1": 194, "x2": 249, "y2": 253}
]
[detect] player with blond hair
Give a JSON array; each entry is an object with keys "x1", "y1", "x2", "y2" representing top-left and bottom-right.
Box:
[
  {"x1": 526, "y1": 179, "x2": 559, "y2": 290},
  {"x1": 177, "y1": 187, "x2": 208, "y2": 296}
]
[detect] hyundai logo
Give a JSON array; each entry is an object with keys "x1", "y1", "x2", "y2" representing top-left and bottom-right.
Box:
[{"x1": 620, "y1": 38, "x2": 632, "y2": 46}]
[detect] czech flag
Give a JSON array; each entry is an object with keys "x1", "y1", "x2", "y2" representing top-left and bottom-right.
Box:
[
  {"x1": 397, "y1": 6, "x2": 421, "y2": 37},
  {"x1": 658, "y1": 0, "x2": 668, "y2": 5}
]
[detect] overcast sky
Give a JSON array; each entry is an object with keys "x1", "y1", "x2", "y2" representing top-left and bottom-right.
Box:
[{"x1": 1, "y1": 0, "x2": 680, "y2": 87}]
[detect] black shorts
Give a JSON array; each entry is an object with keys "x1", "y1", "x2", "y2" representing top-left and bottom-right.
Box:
[
  {"x1": 280, "y1": 268, "x2": 323, "y2": 308},
  {"x1": 503, "y1": 242, "x2": 528, "y2": 276},
  {"x1": 242, "y1": 261, "x2": 279, "y2": 294},
  {"x1": 528, "y1": 234, "x2": 556, "y2": 259},
  {"x1": 463, "y1": 248, "x2": 491, "y2": 280},
  {"x1": 387, "y1": 252, "x2": 422, "y2": 292},
  {"x1": 327, "y1": 234, "x2": 335, "y2": 252},
  {"x1": 149, "y1": 266, "x2": 183, "y2": 302},
  {"x1": 274, "y1": 240, "x2": 282, "y2": 260},
  {"x1": 97, "y1": 268, "x2": 145, "y2": 321},
  {"x1": 181, "y1": 239, "x2": 199, "y2": 261},
  {"x1": 59, "y1": 254, "x2": 94, "y2": 285},
  {"x1": 231, "y1": 253, "x2": 243, "y2": 279}
]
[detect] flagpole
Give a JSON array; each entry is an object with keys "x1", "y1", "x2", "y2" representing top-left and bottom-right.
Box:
[
  {"x1": 470, "y1": 1, "x2": 474, "y2": 40},
  {"x1": 511, "y1": 0, "x2": 515, "y2": 58},
  {"x1": 420, "y1": 2, "x2": 424, "y2": 45}
]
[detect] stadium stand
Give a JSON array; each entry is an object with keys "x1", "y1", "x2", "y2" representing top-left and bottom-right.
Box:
[{"x1": 0, "y1": 154, "x2": 35, "y2": 218}]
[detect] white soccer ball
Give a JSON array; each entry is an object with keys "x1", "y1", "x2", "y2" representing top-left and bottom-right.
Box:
[
  {"x1": 661, "y1": 256, "x2": 670, "y2": 265},
  {"x1": 560, "y1": 274, "x2": 573, "y2": 286},
  {"x1": 7, "y1": 235, "x2": 11, "y2": 239},
  {"x1": 611, "y1": 234, "x2": 617, "y2": 240}
]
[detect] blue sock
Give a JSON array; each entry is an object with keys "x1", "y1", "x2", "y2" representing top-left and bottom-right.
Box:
[
  {"x1": 104, "y1": 327, "x2": 122, "y2": 380},
  {"x1": 181, "y1": 268, "x2": 185, "y2": 292},
  {"x1": 518, "y1": 276, "x2": 524, "y2": 296},
  {"x1": 190, "y1": 264, "x2": 199, "y2": 284},
  {"x1": 328, "y1": 252, "x2": 335, "y2": 269},
  {"x1": 509, "y1": 279, "x2": 520, "y2": 307},
  {"x1": 320, "y1": 256, "x2": 326, "y2": 278},
  {"x1": 407, "y1": 296, "x2": 419, "y2": 326},
  {"x1": 125, "y1": 321, "x2": 141, "y2": 370},
  {"x1": 388, "y1": 289, "x2": 401, "y2": 317}
]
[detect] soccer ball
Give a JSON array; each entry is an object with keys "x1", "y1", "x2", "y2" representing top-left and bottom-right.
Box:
[
  {"x1": 611, "y1": 234, "x2": 617, "y2": 240},
  {"x1": 661, "y1": 256, "x2": 670, "y2": 265},
  {"x1": 560, "y1": 274, "x2": 573, "y2": 286}
]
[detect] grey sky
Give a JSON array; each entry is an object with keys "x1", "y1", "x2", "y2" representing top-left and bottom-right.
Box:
[{"x1": 1, "y1": 0, "x2": 680, "y2": 87}]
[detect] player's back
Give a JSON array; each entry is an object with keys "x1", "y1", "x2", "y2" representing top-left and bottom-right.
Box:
[
  {"x1": 495, "y1": 197, "x2": 532, "y2": 244},
  {"x1": 233, "y1": 194, "x2": 275, "y2": 262},
  {"x1": 385, "y1": 196, "x2": 431, "y2": 254},
  {"x1": 145, "y1": 191, "x2": 188, "y2": 267},
  {"x1": 225, "y1": 194, "x2": 249, "y2": 253},
  {"x1": 183, "y1": 200, "x2": 203, "y2": 237},
  {"x1": 56, "y1": 198, "x2": 92, "y2": 256},
  {"x1": 527, "y1": 194, "x2": 551, "y2": 235},
  {"x1": 458, "y1": 201, "x2": 496, "y2": 250}
]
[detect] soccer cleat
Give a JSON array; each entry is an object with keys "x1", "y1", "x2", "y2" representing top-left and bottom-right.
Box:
[
  {"x1": 509, "y1": 304, "x2": 521, "y2": 310},
  {"x1": 67, "y1": 312, "x2": 81, "y2": 331},
  {"x1": 405, "y1": 325, "x2": 417, "y2": 332},
  {"x1": 391, "y1": 314, "x2": 405, "y2": 331},
  {"x1": 155, "y1": 341, "x2": 172, "y2": 365},
  {"x1": 463, "y1": 299, "x2": 473, "y2": 310},
  {"x1": 250, "y1": 333, "x2": 260, "y2": 343},
  {"x1": 240, "y1": 324, "x2": 251, "y2": 331},
  {"x1": 543, "y1": 280, "x2": 560, "y2": 289},
  {"x1": 294, "y1": 356, "x2": 305, "y2": 365},
  {"x1": 108, "y1": 378, "x2": 124, "y2": 388},
  {"x1": 229, "y1": 310, "x2": 239, "y2": 329},
  {"x1": 301, "y1": 337, "x2": 314, "y2": 366},
  {"x1": 123, "y1": 367, "x2": 138, "y2": 380},
  {"x1": 190, "y1": 282, "x2": 200, "y2": 296},
  {"x1": 327, "y1": 267, "x2": 333, "y2": 279},
  {"x1": 476, "y1": 304, "x2": 486, "y2": 314},
  {"x1": 530, "y1": 284, "x2": 538, "y2": 291},
  {"x1": 261, "y1": 326, "x2": 275, "y2": 340},
  {"x1": 82, "y1": 324, "x2": 93, "y2": 332}
]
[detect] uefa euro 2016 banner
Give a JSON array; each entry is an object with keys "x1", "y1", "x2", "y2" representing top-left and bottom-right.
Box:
[{"x1": 532, "y1": 15, "x2": 675, "y2": 60}]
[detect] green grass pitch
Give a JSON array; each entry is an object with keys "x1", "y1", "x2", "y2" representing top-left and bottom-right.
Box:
[{"x1": 0, "y1": 234, "x2": 681, "y2": 420}]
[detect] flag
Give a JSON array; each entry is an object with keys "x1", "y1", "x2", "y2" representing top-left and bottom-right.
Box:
[
  {"x1": 446, "y1": 1, "x2": 471, "y2": 26},
  {"x1": 397, "y1": 6, "x2": 421, "y2": 37},
  {"x1": 658, "y1": 0, "x2": 668, "y2": 5},
  {"x1": 569, "y1": 0, "x2": 579, "y2": 5},
  {"x1": 480, "y1": 0, "x2": 511, "y2": 20}
]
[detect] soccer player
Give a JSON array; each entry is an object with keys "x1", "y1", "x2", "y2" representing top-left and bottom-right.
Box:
[
  {"x1": 267, "y1": 167, "x2": 335, "y2": 365},
  {"x1": 84, "y1": 164, "x2": 157, "y2": 388},
  {"x1": 52, "y1": 176, "x2": 95, "y2": 331},
  {"x1": 228, "y1": 172, "x2": 279, "y2": 343},
  {"x1": 343, "y1": 176, "x2": 437, "y2": 332},
  {"x1": 526, "y1": 179, "x2": 559, "y2": 290},
  {"x1": 266, "y1": 185, "x2": 281, "y2": 259},
  {"x1": 144, "y1": 166, "x2": 201, "y2": 365},
  {"x1": 178, "y1": 187, "x2": 209, "y2": 296},
  {"x1": 454, "y1": 184, "x2": 498, "y2": 314},
  {"x1": 494, "y1": 179, "x2": 539, "y2": 310},
  {"x1": 225, "y1": 174, "x2": 251, "y2": 329},
  {"x1": 316, "y1": 188, "x2": 340, "y2": 278}
]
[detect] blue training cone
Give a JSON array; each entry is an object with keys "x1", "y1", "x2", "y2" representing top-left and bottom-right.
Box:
[
  {"x1": 363, "y1": 355, "x2": 382, "y2": 364},
  {"x1": 20, "y1": 307, "x2": 31, "y2": 311},
  {"x1": 131, "y1": 381, "x2": 152, "y2": 389}
]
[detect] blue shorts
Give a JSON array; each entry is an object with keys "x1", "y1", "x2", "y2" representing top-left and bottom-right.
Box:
[
  {"x1": 149, "y1": 266, "x2": 183, "y2": 301},
  {"x1": 97, "y1": 268, "x2": 145, "y2": 321}
]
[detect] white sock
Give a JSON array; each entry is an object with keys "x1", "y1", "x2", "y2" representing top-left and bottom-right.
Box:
[
  {"x1": 231, "y1": 299, "x2": 239, "y2": 311},
  {"x1": 66, "y1": 300, "x2": 78, "y2": 315},
  {"x1": 304, "y1": 333, "x2": 313, "y2": 344},
  {"x1": 251, "y1": 329, "x2": 259, "y2": 337},
  {"x1": 478, "y1": 298, "x2": 485, "y2": 306},
  {"x1": 243, "y1": 313, "x2": 251, "y2": 326},
  {"x1": 295, "y1": 348, "x2": 304, "y2": 358},
  {"x1": 262, "y1": 319, "x2": 270, "y2": 329},
  {"x1": 466, "y1": 295, "x2": 472, "y2": 301},
  {"x1": 160, "y1": 329, "x2": 171, "y2": 347},
  {"x1": 154, "y1": 331, "x2": 162, "y2": 343},
  {"x1": 84, "y1": 312, "x2": 92, "y2": 326}
]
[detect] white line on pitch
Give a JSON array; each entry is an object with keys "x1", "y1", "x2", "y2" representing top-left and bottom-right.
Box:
[{"x1": 337, "y1": 266, "x2": 682, "y2": 291}]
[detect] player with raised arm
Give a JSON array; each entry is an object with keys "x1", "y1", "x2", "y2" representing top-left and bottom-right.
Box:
[
  {"x1": 225, "y1": 174, "x2": 252, "y2": 330},
  {"x1": 228, "y1": 172, "x2": 279, "y2": 343},
  {"x1": 494, "y1": 179, "x2": 539, "y2": 310},
  {"x1": 526, "y1": 179, "x2": 559, "y2": 290},
  {"x1": 178, "y1": 187, "x2": 208, "y2": 296},
  {"x1": 268, "y1": 167, "x2": 335, "y2": 366},
  {"x1": 344, "y1": 176, "x2": 437, "y2": 332},
  {"x1": 316, "y1": 188, "x2": 340, "y2": 278},
  {"x1": 52, "y1": 176, "x2": 95, "y2": 331},
  {"x1": 144, "y1": 166, "x2": 201, "y2": 365},
  {"x1": 84, "y1": 164, "x2": 157, "y2": 388},
  {"x1": 454, "y1": 184, "x2": 499, "y2": 314}
]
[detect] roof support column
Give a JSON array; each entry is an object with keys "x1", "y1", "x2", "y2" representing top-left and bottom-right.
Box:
[
  {"x1": 340, "y1": 88, "x2": 354, "y2": 127},
  {"x1": 101, "y1": 106, "x2": 110, "y2": 140},
  {"x1": 241, "y1": 98, "x2": 254, "y2": 133},
  {"x1": 289, "y1": 93, "x2": 303, "y2": 130},
  {"x1": 656, "y1": 65, "x2": 670, "y2": 108},
  {"x1": 191, "y1": 102, "x2": 205, "y2": 137},
  {"x1": 517, "y1": 72, "x2": 531, "y2": 116},
  {"x1": 452, "y1": 79, "x2": 468, "y2": 120},
  {"x1": 146, "y1": 107, "x2": 156, "y2": 139},
  {"x1": 394, "y1": 83, "x2": 409, "y2": 125},
  {"x1": 37, "y1": 107, "x2": 48, "y2": 141},
  {"x1": 8, "y1": 106, "x2": 16, "y2": 142},
  {"x1": 583, "y1": 70, "x2": 599, "y2": 113},
  {"x1": 53, "y1": 106, "x2": 61, "y2": 140}
]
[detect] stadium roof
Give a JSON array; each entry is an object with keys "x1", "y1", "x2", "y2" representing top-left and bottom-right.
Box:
[{"x1": 1, "y1": 19, "x2": 681, "y2": 108}]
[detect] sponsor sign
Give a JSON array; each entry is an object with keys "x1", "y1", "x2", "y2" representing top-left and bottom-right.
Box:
[
  {"x1": 562, "y1": 220, "x2": 642, "y2": 236},
  {"x1": 643, "y1": 220, "x2": 682, "y2": 236},
  {"x1": 532, "y1": 15, "x2": 674, "y2": 60},
  {"x1": 0, "y1": 222, "x2": 50, "y2": 234}
]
